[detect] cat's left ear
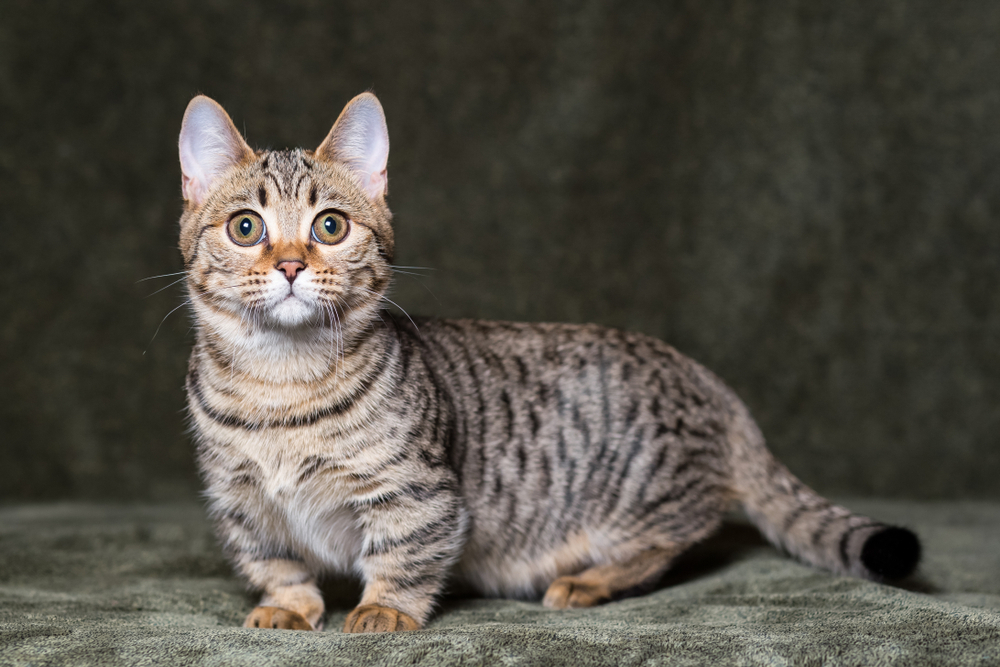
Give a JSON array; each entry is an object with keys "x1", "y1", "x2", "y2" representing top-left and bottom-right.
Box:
[
  {"x1": 316, "y1": 93, "x2": 389, "y2": 200},
  {"x1": 178, "y1": 95, "x2": 254, "y2": 207}
]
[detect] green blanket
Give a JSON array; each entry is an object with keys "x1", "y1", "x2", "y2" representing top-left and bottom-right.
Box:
[{"x1": 1, "y1": 500, "x2": 997, "y2": 666}]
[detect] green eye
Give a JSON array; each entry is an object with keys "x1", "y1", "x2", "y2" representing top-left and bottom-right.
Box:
[
  {"x1": 226, "y1": 212, "x2": 265, "y2": 246},
  {"x1": 312, "y1": 210, "x2": 350, "y2": 245}
]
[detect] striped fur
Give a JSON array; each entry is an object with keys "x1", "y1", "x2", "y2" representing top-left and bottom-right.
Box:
[{"x1": 177, "y1": 94, "x2": 920, "y2": 633}]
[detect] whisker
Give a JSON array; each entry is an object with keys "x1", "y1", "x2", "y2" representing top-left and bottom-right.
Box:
[
  {"x1": 355, "y1": 285, "x2": 420, "y2": 336},
  {"x1": 144, "y1": 299, "x2": 191, "y2": 355},
  {"x1": 136, "y1": 270, "x2": 189, "y2": 283},
  {"x1": 389, "y1": 265, "x2": 435, "y2": 272},
  {"x1": 331, "y1": 301, "x2": 345, "y2": 379},
  {"x1": 391, "y1": 271, "x2": 442, "y2": 306},
  {"x1": 144, "y1": 276, "x2": 189, "y2": 298},
  {"x1": 322, "y1": 302, "x2": 336, "y2": 374}
]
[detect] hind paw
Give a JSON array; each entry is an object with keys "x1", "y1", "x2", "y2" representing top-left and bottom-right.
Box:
[{"x1": 542, "y1": 576, "x2": 610, "y2": 609}]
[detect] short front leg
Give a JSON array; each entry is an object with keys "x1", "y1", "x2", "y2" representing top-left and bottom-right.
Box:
[
  {"x1": 346, "y1": 481, "x2": 467, "y2": 633},
  {"x1": 214, "y1": 509, "x2": 323, "y2": 630},
  {"x1": 240, "y1": 559, "x2": 325, "y2": 630}
]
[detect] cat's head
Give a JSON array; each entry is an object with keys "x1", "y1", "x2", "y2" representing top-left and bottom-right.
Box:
[{"x1": 177, "y1": 93, "x2": 394, "y2": 331}]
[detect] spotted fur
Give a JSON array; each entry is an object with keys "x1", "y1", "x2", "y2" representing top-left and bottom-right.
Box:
[{"x1": 177, "y1": 93, "x2": 920, "y2": 634}]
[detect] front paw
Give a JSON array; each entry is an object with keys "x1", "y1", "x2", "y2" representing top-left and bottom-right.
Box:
[
  {"x1": 343, "y1": 604, "x2": 419, "y2": 633},
  {"x1": 244, "y1": 606, "x2": 315, "y2": 630}
]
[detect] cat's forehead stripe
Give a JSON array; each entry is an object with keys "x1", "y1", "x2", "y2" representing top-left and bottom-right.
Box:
[{"x1": 257, "y1": 149, "x2": 311, "y2": 200}]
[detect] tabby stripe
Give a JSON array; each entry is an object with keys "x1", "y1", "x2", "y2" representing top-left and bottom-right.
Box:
[
  {"x1": 384, "y1": 571, "x2": 444, "y2": 589},
  {"x1": 500, "y1": 390, "x2": 514, "y2": 448},
  {"x1": 639, "y1": 475, "x2": 705, "y2": 517},
  {"x1": 219, "y1": 509, "x2": 252, "y2": 529},
  {"x1": 839, "y1": 522, "x2": 881, "y2": 567},
  {"x1": 293, "y1": 172, "x2": 309, "y2": 198},
  {"x1": 265, "y1": 171, "x2": 284, "y2": 197},
  {"x1": 671, "y1": 449, "x2": 726, "y2": 478},
  {"x1": 561, "y1": 459, "x2": 577, "y2": 513},
  {"x1": 512, "y1": 502, "x2": 543, "y2": 554},
  {"x1": 572, "y1": 404, "x2": 591, "y2": 451},
  {"x1": 184, "y1": 222, "x2": 219, "y2": 269},
  {"x1": 439, "y1": 324, "x2": 487, "y2": 450},
  {"x1": 598, "y1": 347, "x2": 611, "y2": 436},
  {"x1": 629, "y1": 484, "x2": 726, "y2": 540},
  {"x1": 604, "y1": 427, "x2": 650, "y2": 524},
  {"x1": 363, "y1": 479, "x2": 453, "y2": 508},
  {"x1": 188, "y1": 346, "x2": 392, "y2": 430},
  {"x1": 810, "y1": 510, "x2": 841, "y2": 547},
  {"x1": 514, "y1": 356, "x2": 529, "y2": 385},
  {"x1": 296, "y1": 455, "x2": 341, "y2": 483},
  {"x1": 362, "y1": 510, "x2": 459, "y2": 557},
  {"x1": 484, "y1": 350, "x2": 509, "y2": 382},
  {"x1": 783, "y1": 500, "x2": 831, "y2": 533}
]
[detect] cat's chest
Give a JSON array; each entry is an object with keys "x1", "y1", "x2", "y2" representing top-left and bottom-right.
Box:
[{"x1": 222, "y1": 428, "x2": 366, "y2": 571}]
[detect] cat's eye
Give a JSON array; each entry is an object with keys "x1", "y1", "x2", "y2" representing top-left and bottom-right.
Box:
[
  {"x1": 312, "y1": 210, "x2": 350, "y2": 245},
  {"x1": 226, "y1": 212, "x2": 266, "y2": 246}
]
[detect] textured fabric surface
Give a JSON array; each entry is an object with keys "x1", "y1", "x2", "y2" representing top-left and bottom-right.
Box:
[
  {"x1": 1, "y1": 500, "x2": 997, "y2": 666},
  {"x1": 4, "y1": 0, "x2": 1000, "y2": 501}
]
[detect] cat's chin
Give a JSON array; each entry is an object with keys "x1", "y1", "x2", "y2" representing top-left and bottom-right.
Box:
[{"x1": 265, "y1": 297, "x2": 319, "y2": 329}]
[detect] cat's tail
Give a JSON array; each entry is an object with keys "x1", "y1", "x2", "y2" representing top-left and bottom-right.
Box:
[{"x1": 727, "y1": 406, "x2": 921, "y2": 581}]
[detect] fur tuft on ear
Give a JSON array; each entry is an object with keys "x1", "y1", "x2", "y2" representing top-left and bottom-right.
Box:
[
  {"x1": 316, "y1": 93, "x2": 390, "y2": 200},
  {"x1": 179, "y1": 96, "x2": 254, "y2": 207}
]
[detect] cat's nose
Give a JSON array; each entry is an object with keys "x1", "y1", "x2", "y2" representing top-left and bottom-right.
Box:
[{"x1": 276, "y1": 260, "x2": 306, "y2": 283}]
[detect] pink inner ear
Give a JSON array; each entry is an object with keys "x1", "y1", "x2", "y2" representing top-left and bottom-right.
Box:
[
  {"x1": 367, "y1": 170, "x2": 388, "y2": 199},
  {"x1": 182, "y1": 174, "x2": 201, "y2": 205}
]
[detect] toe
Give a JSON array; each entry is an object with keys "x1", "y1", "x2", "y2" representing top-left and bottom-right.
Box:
[
  {"x1": 244, "y1": 606, "x2": 314, "y2": 631},
  {"x1": 343, "y1": 604, "x2": 419, "y2": 633}
]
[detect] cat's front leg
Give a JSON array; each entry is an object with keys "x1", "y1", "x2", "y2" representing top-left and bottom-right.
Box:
[
  {"x1": 213, "y1": 509, "x2": 325, "y2": 630},
  {"x1": 346, "y1": 481, "x2": 467, "y2": 633},
  {"x1": 240, "y1": 557, "x2": 324, "y2": 631}
]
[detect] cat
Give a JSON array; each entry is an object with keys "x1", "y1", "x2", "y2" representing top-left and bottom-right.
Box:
[{"x1": 177, "y1": 92, "x2": 920, "y2": 634}]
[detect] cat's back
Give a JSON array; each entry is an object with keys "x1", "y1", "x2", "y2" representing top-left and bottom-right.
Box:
[{"x1": 411, "y1": 316, "x2": 741, "y2": 431}]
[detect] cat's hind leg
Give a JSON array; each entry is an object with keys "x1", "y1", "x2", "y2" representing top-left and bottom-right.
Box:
[{"x1": 541, "y1": 546, "x2": 677, "y2": 609}]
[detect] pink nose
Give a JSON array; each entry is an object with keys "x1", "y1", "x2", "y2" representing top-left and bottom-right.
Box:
[{"x1": 276, "y1": 260, "x2": 306, "y2": 282}]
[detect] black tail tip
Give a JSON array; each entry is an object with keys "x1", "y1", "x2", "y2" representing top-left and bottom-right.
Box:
[{"x1": 861, "y1": 527, "x2": 921, "y2": 580}]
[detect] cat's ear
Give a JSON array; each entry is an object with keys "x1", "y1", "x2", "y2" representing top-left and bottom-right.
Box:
[
  {"x1": 178, "y1": 96, "x2": 254, "y2": 207},
  {"x1": 316, "y1": 93, "x2": 389, "y2": 200}
]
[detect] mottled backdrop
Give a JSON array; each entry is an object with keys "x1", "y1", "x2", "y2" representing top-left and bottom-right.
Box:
[{"x1": 2, "y1": 0, "x2": 999, "y2": 500}]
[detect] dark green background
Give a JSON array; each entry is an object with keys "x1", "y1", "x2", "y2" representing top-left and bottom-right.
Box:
[{"x1": 2, "y1": 0, "x2": 998, "y2": 501}]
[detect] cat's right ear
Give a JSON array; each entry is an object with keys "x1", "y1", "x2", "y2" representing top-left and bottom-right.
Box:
[{"x1": 178, "y1": 96, "x2": 254, "y2": 207}]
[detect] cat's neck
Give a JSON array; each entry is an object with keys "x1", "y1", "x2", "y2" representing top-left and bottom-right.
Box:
[{"x1": 192, "y1": 301, "x2": 390, "y2": 385}]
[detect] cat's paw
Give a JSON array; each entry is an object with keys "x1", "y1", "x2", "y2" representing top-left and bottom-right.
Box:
[
  {"x1": 343, "y1": 604, "x2": 419, "y2": 633},
  {"x1": 542, "y1": 576, "x2": 610, "y2": 609},
  {"x1": 243, "y1": 606, "x2": 315, "y2": 630}
]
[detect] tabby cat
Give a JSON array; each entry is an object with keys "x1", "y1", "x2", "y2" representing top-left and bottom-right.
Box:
[{"x1": 177, "y1": 92, "x2": 920, "y2": 633}]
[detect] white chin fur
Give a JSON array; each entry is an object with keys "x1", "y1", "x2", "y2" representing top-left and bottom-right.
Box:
[{"x1": 267, "y1": 296, "x2": 317, "y2": 327}]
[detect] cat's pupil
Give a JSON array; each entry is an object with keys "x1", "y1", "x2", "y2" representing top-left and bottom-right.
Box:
[
  {"x1": 324, "y1": 217, "x2": 336, "y2": 233},
  {"x1": 240, "y1": 219, "x2": 253, "y2": 236}
]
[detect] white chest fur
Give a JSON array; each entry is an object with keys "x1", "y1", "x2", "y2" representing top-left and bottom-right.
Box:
[
  {"x1": 279, "y1": 490, "x2": 363, "y2": 574},
  {"x1": 219, "y1": 426, "x2": 365, "y2": 575}
]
